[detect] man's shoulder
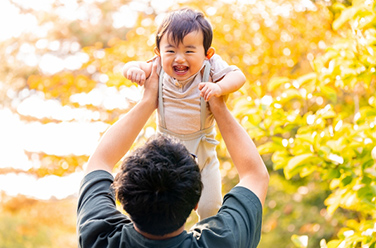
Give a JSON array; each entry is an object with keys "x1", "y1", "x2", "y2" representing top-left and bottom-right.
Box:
[
  {"x1": 84, "y1": 169, "x2": 113, "y2": 181},
  {"x1": 225, "y1": 186, "x2": 262, "y2": 207},
  {"x1": 188, "y1": 186, "x2": 263, "y2": 248},
  {"x1": 77, "y1": 170, "x2": 133, "y2": 247}
]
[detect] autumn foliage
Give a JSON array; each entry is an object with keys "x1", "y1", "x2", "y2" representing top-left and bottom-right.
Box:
[{"x1": 1, "y1": 0, "x2": 375, "y2": 247}]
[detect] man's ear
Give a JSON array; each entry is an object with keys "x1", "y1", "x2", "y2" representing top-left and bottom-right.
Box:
[
  {"x1": 154, "y1": 47, "x2": 161, "y2": 56},
  {"x1": 206, "y1": 47, "x2": 215, "y2": 59}
]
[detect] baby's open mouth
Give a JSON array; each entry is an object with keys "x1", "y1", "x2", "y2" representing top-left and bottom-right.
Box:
[{"x1": 173, "y1": 65, "x2": 188, "y2": 74}]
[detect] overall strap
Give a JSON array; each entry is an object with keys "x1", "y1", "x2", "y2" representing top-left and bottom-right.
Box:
[
  {"x1": 158, "y1": 69, "x2": 166, "y2": 128},
  {"x1": 200, "y1": 60, "x2": 211, "y2": 130},
  {"x1": 158, "y1": 61, "x2": 211, "y2": 131}
]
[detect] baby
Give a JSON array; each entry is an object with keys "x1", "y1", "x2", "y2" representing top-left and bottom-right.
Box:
[{"x1": 122, "y1": 8, "x2": 246, "y2": 219}]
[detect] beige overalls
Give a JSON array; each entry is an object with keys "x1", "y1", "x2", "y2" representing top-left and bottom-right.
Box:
[{"x1": 156, "y1": 55, "x2": 238, "y2": 219}]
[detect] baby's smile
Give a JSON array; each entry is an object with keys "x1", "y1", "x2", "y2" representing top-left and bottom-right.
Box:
[{"x1": 173, "y1": 65, "x2": 189, "y2": 75}]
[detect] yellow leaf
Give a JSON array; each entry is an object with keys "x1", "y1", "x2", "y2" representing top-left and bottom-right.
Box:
[
  {"x1": 332, "y1": 5, "x2": 362, "y2": 31},
  {"x1": 296, "y1": 73, "x2": 317, "y2": 87},
  {"x1": 291, "y1": 234, "x2": 308, "y2": 248},
  {"x1": 284, "y1": 153, "x2": 314, "y2": 179},
  {"x1": 267, "y1": 77, "x2": 290, "y2": 91}
]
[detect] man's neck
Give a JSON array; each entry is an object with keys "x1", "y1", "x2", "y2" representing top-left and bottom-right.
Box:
[{"x1": 134, "y1": 224, "x2": 185, "y2": 240}]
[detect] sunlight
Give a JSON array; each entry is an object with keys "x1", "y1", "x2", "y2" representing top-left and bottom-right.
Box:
[
  {"x1": 0, "y1": 101, "x2": 109, "y2": 199},
  {"x1": 0, "y1": 1, "x2": 38, "y2": 41},
  {"x1": 1, "y1": 106, "x2": 109, "y2": 158},
  {"x1": 18, "y1": 93, "x2": 99, "y2": 121},
  {"x1": 12, "y1": 0, "x2": 54, "y2": 11},
  {"x1": 69, "y1": 85, "x2": 140, "y2": 109},
  {"x1": 0, "y1": 79, "x2": 141, "y2": 199},
  {"x1": 112, "y1": 5, "x2": 138, "y2": 28},
  {"x1": 0, "y1": 172, "x2": 84, "y2": 200},
  {"x1": 0, "y1": 109, "x2": 33, "y2": 170}
]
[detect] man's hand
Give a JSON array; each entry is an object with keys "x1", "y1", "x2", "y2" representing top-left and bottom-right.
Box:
[
  {"x1": 208, "y1": 95, "x2": 269, "y2": 206},
  {"x1": 85, "y1": 58, "x2": 159, "y2": 175},
  {"x1": 208, "y1": 94, "x2": 225, "y2": 115},
  {"x1": 141, "y1": 57, "x2": 159, "y2": 108},
  {"x1": 126, "y1": 67, "x2": 147, "y2": 86},
  {"x1": 198, "y1": 82, "x2": 222, "y2": 102}
]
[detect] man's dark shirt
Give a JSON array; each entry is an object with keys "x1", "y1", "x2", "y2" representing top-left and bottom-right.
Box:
[{"x1": 77, "y1": 170, "x2": 262, "y2": 248}]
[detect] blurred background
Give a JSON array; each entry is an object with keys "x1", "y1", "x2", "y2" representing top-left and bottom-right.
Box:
[{"x1": 0, "y1": 0, "x2": 375, "y2": 247}]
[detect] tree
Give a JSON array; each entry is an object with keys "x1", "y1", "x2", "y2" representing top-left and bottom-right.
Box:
[
  {"x1": 248, "y1": 0, "x2": 376, "y2": 247},
  {"x1": 2, "y1": 0, "x2": 374, "y2": 247}
]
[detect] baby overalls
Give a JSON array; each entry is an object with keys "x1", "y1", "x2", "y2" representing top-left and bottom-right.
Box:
[{"x1": 157, "y1": 60, "x2": 222, "y2": 219}]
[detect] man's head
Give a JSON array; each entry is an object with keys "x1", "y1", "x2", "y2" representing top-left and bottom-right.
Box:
[
  {"x1": 154, "y1": 8, "x2": 215, "y2": 81},
  {"x1": 112, "y1": 134, "x2": 202, "y2": 236}
]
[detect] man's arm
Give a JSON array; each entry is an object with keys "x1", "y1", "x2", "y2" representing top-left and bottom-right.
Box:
[
  {"x1": 209, "y1": 96, "x2": 269, "y2": 205},
  {"x1": 85, "y1": 58, "x2": 159, "y2": 175}
]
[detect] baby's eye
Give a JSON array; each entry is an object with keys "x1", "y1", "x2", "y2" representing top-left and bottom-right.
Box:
[
  {"x1": 186, "y1": 50, "x2": 194, "y2": 53},
  {"x1": 166, "y1": 50, "x2": 175, "y2": 53}
]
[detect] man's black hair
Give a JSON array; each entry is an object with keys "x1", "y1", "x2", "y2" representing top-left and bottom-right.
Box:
[{"x1": 112, "y1": 134, "x2": 203, "y2": 236}]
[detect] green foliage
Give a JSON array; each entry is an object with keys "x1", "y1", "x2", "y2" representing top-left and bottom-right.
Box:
[
  {"x1": 235, "y1": 0, "x2": 376, "y2": 247},
  {"x1": 1, "y1": 0, "x2": 376, "y2": 247},
  {"x1": 261, "y1": 173, "x2": 345, "y2": 248}
]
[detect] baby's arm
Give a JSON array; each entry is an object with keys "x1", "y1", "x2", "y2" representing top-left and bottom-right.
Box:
[
  {"x1": 122, "y1": 61, "x2": 153, "y2": 86},
  {"x1": 199, "y1": 70, "x2": 246, "y2": 101}
]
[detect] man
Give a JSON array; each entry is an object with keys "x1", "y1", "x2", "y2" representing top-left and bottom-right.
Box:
[{"x1": 77, "y1": 58, "x2": 269, "y2": 247}]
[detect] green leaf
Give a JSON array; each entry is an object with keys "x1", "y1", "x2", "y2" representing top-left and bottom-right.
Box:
[
  {"x1": 327, "y1": 168, "x2": 341, "y2": 180},
  {"x1": 357, "y1": 185, "x2": 375, "y2": 199},
  {"x1": 341, "y1": 175, "x2": 353, "y2": 186},
  {"x1": 284, "y1": 153, "x2": 314, "y2": 179},
  {"x1": 257, "y1": 141, "x2": 279, "y2": 154},
  {"x1": 321, "y1": 109, "x2": 337, "y2": 119},
  {"x1": 362, "y1": 159, "x2": 374, "y2": 170},
  {"x1": 295, "y1": 133, "x2": 314, "y2": 144},
  {"x1": 326, "y1": 240, "x2": 342, "y2": 248},
  {"x1": 361, "y1": 176, "x2": 372, "y2": 185},
  {"x1": 299, "y1": 165, "x2": 317, "y2": 178},
  {"x1": 278, "y1": 89, "x2": 302, "y2": 103},
  {"x1": 330, "y1": 178, "x2": 340, "y2": 190},
  {"x1": 267, "y1": 77, "x2": 290, "y2": 91},
  {"x1": 325, "y1": 191, "x2": 341, "y2": 215},
  {"x1": 319, "y1": 85, "x2": 338, "y2": 103},
  {"x1": 272, "y1": 150, "x2": 289, "y2": 170},
  {"x1": 318, "y1": 146, "x2": 331, "y2": 157},
  {"x1": 296, "y1": 73, "x2": 317, "y2": 87},
  {"x1": 331, "y1": 3, "x2": 346, "y2": 12}
]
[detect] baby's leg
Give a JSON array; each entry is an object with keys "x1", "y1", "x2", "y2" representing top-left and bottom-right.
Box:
[{"x1": 197, "y1": 158, "x2": 222, "y2": 220}]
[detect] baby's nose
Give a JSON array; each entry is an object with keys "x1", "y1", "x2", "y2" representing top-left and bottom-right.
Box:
[{"x1": 174, "y1": 53, "x2": 185, "y2": 63}]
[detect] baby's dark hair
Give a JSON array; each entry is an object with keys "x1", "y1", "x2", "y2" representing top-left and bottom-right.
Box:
[
  {"x1": 156, "y1": 8, "x2": 213, "y2": 54},
  {"x1": 112, "y1": 134, "x2": 202, "y2": 236}
]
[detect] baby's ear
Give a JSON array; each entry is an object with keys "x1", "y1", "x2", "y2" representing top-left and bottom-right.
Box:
[
  {"x1": 154, "y1": 47, "x2": 161, "y2": 56},
  {"x1": 206, "y1": 47, "x2": 215, "y2": 59}
]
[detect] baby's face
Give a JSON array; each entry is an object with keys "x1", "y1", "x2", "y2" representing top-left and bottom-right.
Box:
[{"x1": 158, "y1": 30, "x2": 207, "y2": 81}]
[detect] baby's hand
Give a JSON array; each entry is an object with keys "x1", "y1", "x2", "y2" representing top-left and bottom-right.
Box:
[
  {"x1": 198, "y1": 82, "x2": 222, "y2": 102},
  {"x1": 126, "y1": 67, "x2": 146, "y2": 86}
]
